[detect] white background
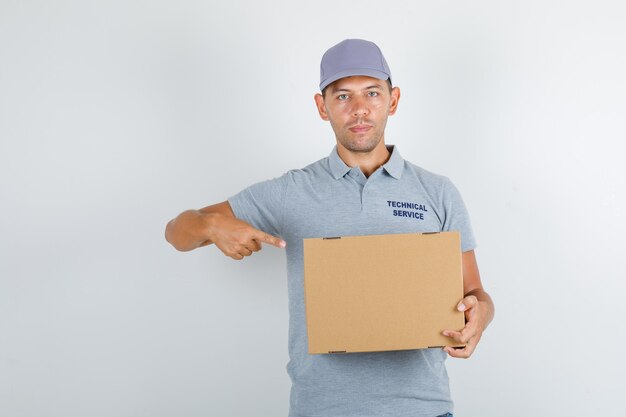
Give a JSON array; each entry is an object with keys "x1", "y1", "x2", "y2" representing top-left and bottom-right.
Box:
[{"x1": 1, "y1": 1, "x2": 625, "y2": 416}]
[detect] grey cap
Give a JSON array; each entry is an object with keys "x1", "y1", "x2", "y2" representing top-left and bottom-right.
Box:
[{"x1": 319, "y1": 39, "x2": 392, "y2": 91}]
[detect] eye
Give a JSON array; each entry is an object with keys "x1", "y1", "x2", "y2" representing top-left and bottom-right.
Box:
[
  {"x1": 337, "y1": 94, "x2": 349, "y2": 100},
  {"x1": 367, "y1": 91, "x2": 379, "y2": 97}
]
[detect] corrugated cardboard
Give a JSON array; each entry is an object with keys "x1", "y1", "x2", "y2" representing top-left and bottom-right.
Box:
[{"x1": 303, "y1": 231, "x2": 465, "y2": 354}]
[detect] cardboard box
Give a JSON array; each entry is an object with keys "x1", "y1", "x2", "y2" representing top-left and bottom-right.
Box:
[{"x1": 303, "y1": 231, "x2": 465, "y2": 354}]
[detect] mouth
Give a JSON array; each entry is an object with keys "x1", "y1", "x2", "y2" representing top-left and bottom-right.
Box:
[{"x1": 348, "y1": 124, "x2": 372, "y2": 133}]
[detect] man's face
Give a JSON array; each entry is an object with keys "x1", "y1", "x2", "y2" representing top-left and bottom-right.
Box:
[{"x1": 314, "y1": 75, "x2": 400, "y2": 153}]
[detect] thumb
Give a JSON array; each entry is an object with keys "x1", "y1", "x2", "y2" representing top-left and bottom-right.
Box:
[
  {"x1": 253, "y1": 229, "x2": 286, "y2": 249},
  {"x1": 458, "y1": 295, "x2": 478, "y2": 312}
]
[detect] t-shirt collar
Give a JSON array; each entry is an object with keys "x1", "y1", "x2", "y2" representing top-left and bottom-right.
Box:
[
  {"x1": 328, "y1": 144, "x2": 405, "y2": 180},
  {"x1": 382, "y1": 145, "x2": 404, "y2": 179}
]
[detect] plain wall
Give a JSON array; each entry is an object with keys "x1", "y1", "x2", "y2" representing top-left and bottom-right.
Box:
[{"x1": 1, "y1": 1, "x2": 625, "y2": 416}]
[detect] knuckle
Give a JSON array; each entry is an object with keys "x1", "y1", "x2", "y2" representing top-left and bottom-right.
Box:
[{"x1": 226, "y1": 249, "x2": 243, "y2": 260}]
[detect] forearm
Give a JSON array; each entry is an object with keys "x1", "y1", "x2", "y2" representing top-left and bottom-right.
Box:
[
  {"x1": 165, "y1": 210, "x2": 216, "y2": 252},
  {"x1": 165, "y1": 202, "x2": 285, "y2": 259}
]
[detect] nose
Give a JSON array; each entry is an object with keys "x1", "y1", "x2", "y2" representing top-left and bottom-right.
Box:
[{"x1": 350, "y1": 96, "x2": 369, "y2": 117}]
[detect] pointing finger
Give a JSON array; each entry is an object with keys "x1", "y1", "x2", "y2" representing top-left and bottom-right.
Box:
[{"x1": 254, "y1": 230, "x2": 286, "y2": 248}]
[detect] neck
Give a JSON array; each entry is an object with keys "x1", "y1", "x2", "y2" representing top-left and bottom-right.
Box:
[{"x1": 336, "y1": 140, "x2": 391, "y2": 178}]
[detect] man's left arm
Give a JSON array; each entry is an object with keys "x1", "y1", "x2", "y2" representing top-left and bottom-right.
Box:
[{"x1": 442, "y1": 249, "x2": 495, "y2": 358}]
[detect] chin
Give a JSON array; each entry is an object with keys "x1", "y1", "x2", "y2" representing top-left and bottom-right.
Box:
[{"x1": 341, "y1": 138, "x2": 381, "y2": 153}]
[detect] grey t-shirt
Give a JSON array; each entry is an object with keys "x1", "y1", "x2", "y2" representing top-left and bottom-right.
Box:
[{"x1": 228, "y1": 145, "x2": 476, "y2": 417}]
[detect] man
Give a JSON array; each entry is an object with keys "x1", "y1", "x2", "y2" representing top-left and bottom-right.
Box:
[{"x1": 165, "y1": 39, "x2": 494, "y2": 417}]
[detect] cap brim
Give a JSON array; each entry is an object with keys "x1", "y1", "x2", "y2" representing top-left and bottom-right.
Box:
[{"x1": 319, "y1": 68, "x2": 390, "y2": 91}]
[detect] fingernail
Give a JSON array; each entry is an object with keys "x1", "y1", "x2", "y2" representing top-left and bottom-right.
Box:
[
  {"x1": 279, "y1": 241, "x2": 286, "y2": 248},
  {"x1": 458, "y1": 303, "x2": 466, "y2": 311},
  {"x1": 442, "y1": 331, "x2": 449, "y2": 337}
]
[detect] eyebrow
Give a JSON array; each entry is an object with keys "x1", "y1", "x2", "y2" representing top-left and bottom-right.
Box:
[{"x1": 330, "y1": 84, "x2": 383, "y2": 94}]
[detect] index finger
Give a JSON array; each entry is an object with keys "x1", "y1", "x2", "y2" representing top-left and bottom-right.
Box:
[
  {"x1": 253, "y1": 229, "x2": 286, "y2": 248},
  {"x1": 442, "y1": 322, "x2": 477, "y2": 344}
]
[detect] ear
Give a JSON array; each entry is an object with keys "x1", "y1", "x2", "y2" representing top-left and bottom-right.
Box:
[
  {"x1": 388, "y1": 87, "x2": 401, "y2": 116},
  {"x1": 314, "y1": 93, "x2": 329, "y2": 121}
]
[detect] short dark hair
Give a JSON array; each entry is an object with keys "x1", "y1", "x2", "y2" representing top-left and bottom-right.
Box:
[{"x1": 322, "y1": 78, "x2": 393, "y2": 98}]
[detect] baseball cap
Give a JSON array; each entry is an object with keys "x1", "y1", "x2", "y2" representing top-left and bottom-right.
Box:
[{"x1": 319, "y1": 39, "x2": 392, "y2": 91}]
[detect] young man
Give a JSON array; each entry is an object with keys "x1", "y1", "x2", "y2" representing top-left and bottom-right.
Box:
[{"x1": 165, "y1": 39, "x2": 494, "y2": 417}]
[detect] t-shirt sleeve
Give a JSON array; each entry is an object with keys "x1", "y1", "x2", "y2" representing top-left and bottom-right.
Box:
[
  {"x1": 441, "y1": 178, "x2": 477, "y2": 252},
  {"x1": 227, "y1": 174, "x2": 288, "y2": 238}
]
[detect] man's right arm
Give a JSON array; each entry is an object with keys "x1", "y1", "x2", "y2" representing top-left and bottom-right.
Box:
[{"x1": 164, "y1": 201, "x2": 286, "y2": 260}]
